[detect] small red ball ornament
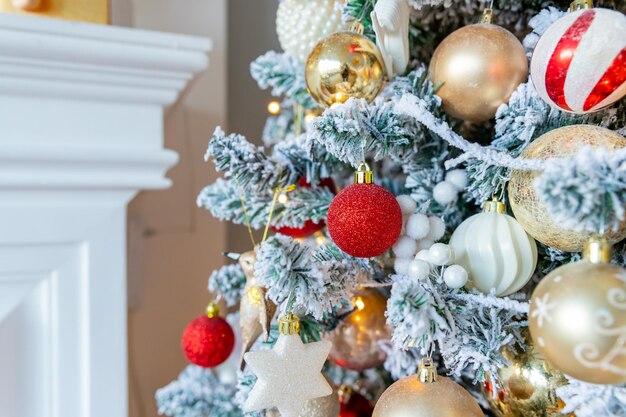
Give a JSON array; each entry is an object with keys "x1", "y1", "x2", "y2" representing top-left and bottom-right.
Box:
[
  {"x1": 181, "y1": 303, "x2": 235, "y2": 368},
  {"x1": 327, "y1": 163, "x2": 402, "y2": 258},
  {"x1": 531, "y1": 7, "x2": 626, "y2": 113},
  {"x1": 339, "y1": 385, "x2": 374, "y2": 417},
  {"x1": 272, "y1": 177, "x2": 336, "y2": 238}
]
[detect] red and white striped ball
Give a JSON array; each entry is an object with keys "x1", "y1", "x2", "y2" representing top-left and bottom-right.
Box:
[{"x1": 530, "y1": 8, "x2": 626, "y2": 114}]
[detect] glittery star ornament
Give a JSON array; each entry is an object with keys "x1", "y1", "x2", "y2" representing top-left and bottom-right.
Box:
[{"x1": 243, "y1": 314, "x2": 333, "y2": 417}]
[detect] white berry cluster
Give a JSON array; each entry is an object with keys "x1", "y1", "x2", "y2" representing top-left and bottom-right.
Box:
[
  {"x1": 432, "y1": 169, "x2": 467, "y2": 206},
  {"x1": 393, "y1": 195, "x2": 469, "y2": 290}
]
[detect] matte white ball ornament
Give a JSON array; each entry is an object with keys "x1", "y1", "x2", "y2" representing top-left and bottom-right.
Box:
[
  {"x1": 394, "y1": 258, "x2": 411, "y2": 275},
  {"x1": 443, "y1": 265, "x2": 468, "y2": 289},
  {"x1": 425, "y1": 217, "x2": 445, "y2": 242},
  {"x1": 392, "y1": 236, "x2": 417, "y2": 259},
  {"x1": 396, "y1": 195, "x2": 417, "y2": 215},
  {"x1": 449, "y1": 199, "x2": 538, "y2": 296},
  {"x1": 276, "y1": 0, "x2": 346, "y2": 62},
  {"x1": 445, "y1": 169, "x2": 468, "y2": 190},
  {"x1": 433, "y1": 181, "x2": 458, "y2": 205},
  {"x1": 405, "y1": 213, "x2": 430, "y2": 240}
]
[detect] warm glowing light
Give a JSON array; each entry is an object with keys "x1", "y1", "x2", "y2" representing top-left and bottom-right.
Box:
[
  {"x1": 334, "y1": 92, "x2": 346, "y2": 103},
  {"x1": 304, "y1": 112, "x2": 317, "y2": 125},
  {"x1": 267, "y1": 101, "x2": 281, "y2": 115},
  {"x1": 314, "y1": 233, "x2": 326, "y2": 246},
  {"x1": 354, "y1": 296, "x2": 365, "y2": 311},
  {"x1": 278, "y1": 193, "x2": 288, "y2": 204}
]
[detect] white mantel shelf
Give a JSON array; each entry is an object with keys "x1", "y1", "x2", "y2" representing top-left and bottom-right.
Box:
[{"x1": 0, "y1": 14, "x2": 211, "y2": 417}]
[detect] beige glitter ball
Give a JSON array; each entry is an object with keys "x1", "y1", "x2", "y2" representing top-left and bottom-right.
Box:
[{"x1": 509, "y1": 125, "x2": 626, "y2": 252}]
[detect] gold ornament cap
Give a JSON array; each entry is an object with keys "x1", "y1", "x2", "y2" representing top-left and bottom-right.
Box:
[
  {"x1": 205, "y1": 302, "x2": 220, "y2": 318},
  {"x1": 417, "y1": 357, "x2": 438, "y2": 383},
  {"x1": 354, "y1": 163, "x2": 374, "y2": 184},
  {"x1": 583, "y1": 235, "x2": 612, "y2": 264},
  {"x1": 480, "y1": 8, "x2": 493, "y2": 24},
  {"x1": 278, "y1": 312, "x2": 300, "y2": 335},
  {"x1": 482, "y1": 198, "x2": 505, "y2": 214},
  {"x1": 569, "y1": 0, "x2": 593, "y2": 11},
  {"x1": 337, "y1": 384, "x2": 353, "y2": 404}
]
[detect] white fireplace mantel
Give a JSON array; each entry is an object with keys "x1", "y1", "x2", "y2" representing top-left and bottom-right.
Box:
[{"x1": 0, "y1": 14, "x2": 211, "y2": 417}]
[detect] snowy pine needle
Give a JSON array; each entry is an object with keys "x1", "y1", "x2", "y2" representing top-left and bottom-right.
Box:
[{"x1": 536, "y1": 147, "x2": 626, "y2": 234}]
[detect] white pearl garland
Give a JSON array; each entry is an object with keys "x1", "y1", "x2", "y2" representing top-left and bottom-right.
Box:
[{"x1": 276, "y1": 0, "x2": 346, "y2": 62}]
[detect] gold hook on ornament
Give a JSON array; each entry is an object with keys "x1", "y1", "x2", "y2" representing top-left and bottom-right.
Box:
[
  {"x1": 480, "y1": 8, "x2": 493, "y2": 24},
  {"x1": 354, "y1": 162, "x2": 374, "y2": 184},
  {"x1": 569, "y1": 0, "x2": 593, "y2": 11}
]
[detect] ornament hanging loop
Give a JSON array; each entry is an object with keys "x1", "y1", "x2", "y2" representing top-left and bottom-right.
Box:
[
  {"x1": 417, "y1": 357, "x2": 438, "y2": 383},
  {"x1": 354, "y1": 162, "x2": 374, "y2": 184},
  {"x1": 569, "y1": 0, "x2": 593, "y2": 11}
]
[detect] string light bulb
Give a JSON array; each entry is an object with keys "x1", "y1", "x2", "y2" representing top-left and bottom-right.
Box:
[
  {"x1": 267, "y1": 101, "x2": 281, "y2": 115},
  {"x1": 314, "y1": 232, "x2": 326, "y2": 246},
  {"x1": 278, "y1": 193, "x2": 289, "y2": 204},
  {"x1": 304, "y1": 112, "x2": 317, "y2": 125}
]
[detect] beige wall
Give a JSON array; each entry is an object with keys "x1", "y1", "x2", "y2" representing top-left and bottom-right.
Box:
[
  {"x1": 121, "y1": 1, "x2": 281, "y2": 416},
  {"x1": 124, "y1": 1, "x2": 228, "y2": 416},
  {"x1": 227, "y1": 0, "x2": 280, "y2": 253}
]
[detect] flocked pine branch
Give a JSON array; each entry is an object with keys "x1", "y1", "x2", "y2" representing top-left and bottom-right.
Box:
[
  {"x1": 206, "y1": 127, "x2": 293, "y2": 192},
  {"x1": 558, "y1": 378, "x2": 626, "y2": 417},
  {"x1": 207, "y1": 127, "x2": 341, "y2": 195},
  {"x1": 197, "y1": 178, "x2": 334, "y2": 229},
  {"x1": 208, "y1": 264, "x2": 246, "y2": 308},
  {"x1": 254, "y1": 236, "x2": 365, "y2": 320},
  {"x1": 309, "y1": 67, "x2": 442, "y2": 167},
  {"x1": 535, "y1": 146, "x2": 626, "y2": 234},
  {"x1": 387, "y1": 270, "x2": 527, "y2": 387},
  {"x1": 250, "y1": 51, "x2": 316, "y2": 109},
  {"x1": 156, "y1": 366, "x2": 241, "y2": 417}
]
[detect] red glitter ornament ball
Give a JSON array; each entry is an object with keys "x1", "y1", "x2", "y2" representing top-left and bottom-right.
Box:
[
  {"x1": 340, "y1": 391, "x2": 374, "y2": 417},
  {"x1": 181, "y1": 314, "x2": 235, "y2": 368},
  {"x1": 327, "y1": 181, "x2": 402, "y2": 258},
  {"x1": 272, "y1": 177, "x2": 336, "y2": 239}
]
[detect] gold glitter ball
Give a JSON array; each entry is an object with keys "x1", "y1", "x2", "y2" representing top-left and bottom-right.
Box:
[{"x1": 509, "y1": 125, "x2": 626, "y2": 252}]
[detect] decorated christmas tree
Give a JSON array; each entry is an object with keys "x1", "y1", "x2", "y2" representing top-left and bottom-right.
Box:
[{"x1": 156, "y1": 1, "x2": 626, "y2": 416}]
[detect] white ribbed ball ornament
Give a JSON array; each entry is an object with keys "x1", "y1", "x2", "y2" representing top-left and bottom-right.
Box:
[
  {"x1": 449, "y1": 199, "x2": 538, "y2": 296},
  {"x1": 276, "y1": 0, "x2": 346, "y2": 62}
]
